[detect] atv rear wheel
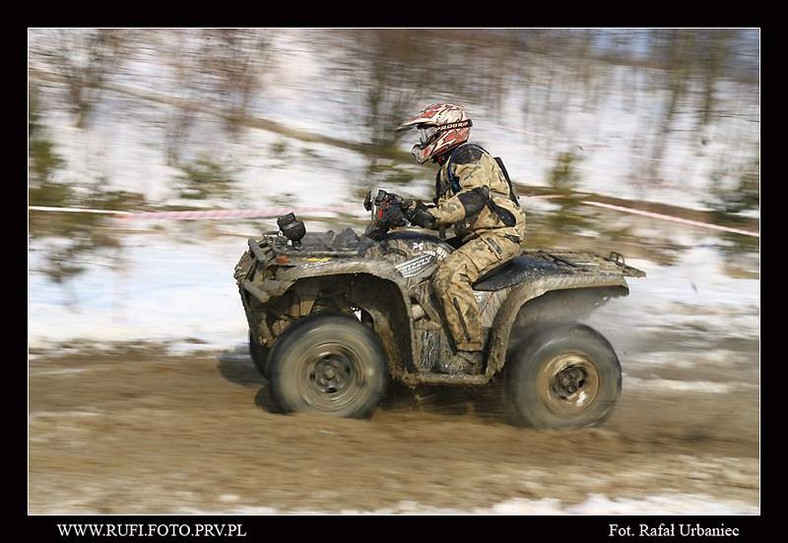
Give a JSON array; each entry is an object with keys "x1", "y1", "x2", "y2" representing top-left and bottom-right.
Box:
[
  {"x1": 505, "y1": 323, "x2": 621, "y2": 429},
  {"x1": 267, "y1": 315, "x2": 387, "y2": 419}
]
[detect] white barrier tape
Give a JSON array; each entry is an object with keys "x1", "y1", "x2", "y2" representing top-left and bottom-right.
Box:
[
  {"x1": 582, "y1": 200, "x2": 759, "y2": 238},
  {"x1": 28, "y1": 205, "x2": 362, "y2": 220},
  {"x1": 114, "y1": 206, "x2": 362, "y2": 221},
  {"x1": 29, "y1": 205, "x2": 133, "y2": 216}
]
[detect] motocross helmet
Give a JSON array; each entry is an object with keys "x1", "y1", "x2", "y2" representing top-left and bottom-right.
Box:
[{"x1": 397, "y1": 102, "x2": 473, "y2": 164}]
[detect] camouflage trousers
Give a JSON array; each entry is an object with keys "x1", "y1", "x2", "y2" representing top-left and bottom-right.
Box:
[{"x1": 433, "y1": 233, "x2": 521, "y2": 352}]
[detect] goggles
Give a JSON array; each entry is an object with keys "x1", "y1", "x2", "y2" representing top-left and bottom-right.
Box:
[
  {"x1": 417, "y1": 119, "x2": 472, "y2": 145},
  {"x1": 418, "y1": 125, "x2": 439, "y2": 146}
]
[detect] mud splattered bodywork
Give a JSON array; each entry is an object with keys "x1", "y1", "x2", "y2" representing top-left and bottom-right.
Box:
[{"x1": 234, "y1": 226, "x2": 644, "y2": 386}]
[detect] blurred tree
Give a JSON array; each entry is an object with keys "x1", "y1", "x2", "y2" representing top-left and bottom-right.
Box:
[
  {"x1": 29, "y1": 83, "x2": 70, "y2": 206},
  {"x1": 545, "y1": 149, "x2": 589, "y2": 233},
  {"x1": 174, "y1": 156, "x2": 239, "y2": 202},
  {"x1": 200, "y1": 29, "x2": 273, "y2": 135},
  {"x1": 706, "y1": 147, "x2": 759, "y2": 216},
  {"x1": 437, "y1": 29, "x2": 523, "y2": 118},
  {"x1": 319, "y1": 29, "x2": 530, "y2": 185},
  {"x1": 315, "y1": 29, "x2": 440, "y2": 186},
  {"x1": 642, "y1": 29, "x2": 755, "y2": 183},
  {"x1": 159, "y1": 30, "x2": 205, "y2": 166},
  {"x1": 695, "y1": 30, "x2": 736, "y2": 130},
  {"x1": 548, "y1": 150, "x2": 583, "y2": 194},
  {"x1": 34, "y1": 29, "x2": 128, "y2": 128},
  {"x1": 645, "y1": 29, "x2": 695, "y2": 181},
  {"x1": 154, "y1": 29, "x2": 274, "y2": 163},
  {"x1": 326, "y1": 30, "x2": 435, "y2": 149},
  {"x1": 513, "y1": 29, "x2": 604, "y2": 161}
]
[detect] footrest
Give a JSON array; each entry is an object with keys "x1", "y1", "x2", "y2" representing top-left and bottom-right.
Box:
[{"x1": 400, "y1": 372, "x2": 490, "y2": 386}]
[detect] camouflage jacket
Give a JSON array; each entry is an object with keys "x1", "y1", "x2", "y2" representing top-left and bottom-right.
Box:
[{"x1": 429, "y1": 143, "x2": 526, "y2": 243}]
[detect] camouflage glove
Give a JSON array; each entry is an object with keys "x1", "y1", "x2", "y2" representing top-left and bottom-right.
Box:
[{"x1": 406, "y1": 201, "x2": 437, "y2": 229}]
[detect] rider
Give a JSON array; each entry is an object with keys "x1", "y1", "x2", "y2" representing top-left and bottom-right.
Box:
[{"x1": 397, "y1": 102, "x2": 526, "y2": 374}]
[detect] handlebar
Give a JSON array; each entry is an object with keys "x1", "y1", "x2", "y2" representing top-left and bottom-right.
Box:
[{"x1": 363, "y1": 189, "x2": 411, "y2": 240}]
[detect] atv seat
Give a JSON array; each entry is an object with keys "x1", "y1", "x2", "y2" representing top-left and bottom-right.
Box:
[{"x1": 473, "y1": 254, "x2": 561, "y2": 291}]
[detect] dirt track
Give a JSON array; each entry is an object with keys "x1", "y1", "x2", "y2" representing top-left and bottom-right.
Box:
[{"x1": 28, "y1": 326, "x2": 759, "y2": 516}]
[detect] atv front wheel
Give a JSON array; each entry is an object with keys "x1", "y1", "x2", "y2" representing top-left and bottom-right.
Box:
[
  {"x1": 505, "y1": 323, "x2": 621, "y2": 429},
  {"x1": 267, "y1": 315, "x2": 387, "y2": 419}
]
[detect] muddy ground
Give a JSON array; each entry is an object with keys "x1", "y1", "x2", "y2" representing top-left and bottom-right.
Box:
[{"x1": 28, "y1": 320, "x2": 760, "y2": 518}]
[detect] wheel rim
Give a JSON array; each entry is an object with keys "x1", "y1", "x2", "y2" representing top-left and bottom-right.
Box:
[
  {"x1": 298, "y1": 342, "x2": 367, "y2": 412},
  {"x1": 536, "y1": 352, "x2": 600, "y2": 416}
]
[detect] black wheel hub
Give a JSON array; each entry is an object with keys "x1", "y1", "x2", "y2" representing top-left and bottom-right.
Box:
[
  {"x1": 555, "y1": 366, "x2": 586, "y2": 397},
  {"x1": 312, "y1": 355, "x2": 353, "y2": 394},
  {"x1": 537, "y1": 353, "x2": 601, "y2": 414}
]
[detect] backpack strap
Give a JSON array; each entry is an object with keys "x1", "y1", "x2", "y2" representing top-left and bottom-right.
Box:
[
  {"x1": 446, "y1": 143, "x2": 520, "y2": 207},
  {"x1": 445, "y1": 143, "x2": 486, "y2": 195},
  {"x1": 493, "y1": 156, "x2": 520, "y2": 206}
]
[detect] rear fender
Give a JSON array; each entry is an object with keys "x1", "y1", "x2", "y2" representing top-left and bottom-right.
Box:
[{"x1": 485, "y1": 277, "x2": 630, "y2": 376}]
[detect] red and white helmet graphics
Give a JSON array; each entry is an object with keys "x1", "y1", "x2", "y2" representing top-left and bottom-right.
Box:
[{"x1": 397, "y1": 102, "x2": 473, "y2": 163}]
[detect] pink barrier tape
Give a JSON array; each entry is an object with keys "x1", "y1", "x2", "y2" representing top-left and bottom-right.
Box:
[
  {"x1": 582, "y1": 200, "x2": 759, "y2": 238},
  {"x1": 29, "y1": 199, "x2": 759, "y2": 237}
]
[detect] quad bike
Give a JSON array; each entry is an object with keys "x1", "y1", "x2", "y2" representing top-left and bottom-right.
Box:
[{"x1": 233, "y1": 190, "x2": 645, "y2": 429}]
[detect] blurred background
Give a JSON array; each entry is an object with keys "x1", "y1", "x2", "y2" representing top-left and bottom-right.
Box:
[
  {"x1": 27, "y1": 27, "x2": 761, "y2": 517},
  {"x1": 27, "y1": 27, "x2": 759, "y2": 352}
]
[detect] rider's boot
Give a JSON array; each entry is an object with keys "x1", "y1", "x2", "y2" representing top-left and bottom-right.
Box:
[{"x1": 443, "y1": 350, "x2": 483, "y2": 375}]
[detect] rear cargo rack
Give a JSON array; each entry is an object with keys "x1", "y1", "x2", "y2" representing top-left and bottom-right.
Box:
[{"x1": 530, "y1": 249, "x2": 646, "y2": 278}]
